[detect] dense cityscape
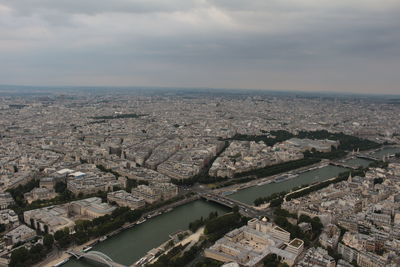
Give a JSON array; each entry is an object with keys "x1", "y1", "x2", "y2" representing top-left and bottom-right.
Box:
[
  {"x1": 1, "y1": 0, "x2": 399, "y2": 265},
  {"x1": 0, "y1": 88, "x2": 399, "y2": 267}
]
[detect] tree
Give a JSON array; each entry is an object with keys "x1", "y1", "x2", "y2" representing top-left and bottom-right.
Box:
[
  {"x1": 10, "y1": 247, "x2": 30, "y2": 267},
  {"x1": 264, "y1": 253, "x2": 279, "y2": 267},
  {"x1": 73, "y1": 230, "x2": 89, "y2": 245},
  {"x1": 112, "y1": 207, "x2": 130, "y2": 217},
  {"x1": 25, "y1": 244, "x2": 47, "y2": 265},
  {"x1": 43, "y1": 234, "x2": 54, "y2": 250},
  {"x1": 113, "y1": 185, "x2": 122, "y2": 191},
  {"x1": 232, "y1": 205, "x2": 239, "y2": 213},
  {"x1": 54, "y1": 228, "x2": 72, "y2": 248},
  {"x1": 54, "y1": 229, "x2": 66, "y2": 241},
  {"x1": 310, "y1": 217, "x2": 323, "y2": 234},
  {"x1": 270, "y1": 198, "x2": 284, "y2": 207},
  {"x1": 74, "y1": 220, "x2": 92, "y2": 231},
  {"x1": 205, "y1": 213, "x2": 242, "y2": 235},
  {"x1": 299, "y1": 214, "x2": 312, "y2": 223},
  {"x1": 125, "y1": 210, "x2": 142, "y2": 223},
  {"x1": 54, "y1": 181, "x2": 67, "y2": 193},
  {"x1": 58, "y1": 235, "x2": 72, "y2": 248}
]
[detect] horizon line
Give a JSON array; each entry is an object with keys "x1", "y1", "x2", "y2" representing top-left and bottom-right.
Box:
[{"x1": 0, "y1": 84, "x2": 399, "y2": 97}]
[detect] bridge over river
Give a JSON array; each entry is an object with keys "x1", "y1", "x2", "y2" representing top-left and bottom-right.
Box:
[
  {"x1": 329, "y1": 162, "x2": 358, "y2": 169},
  {"x1": 67, "y1": 250, "x2": 127, "y2": 267},
  {"x1": 199, "y1": 192, "x2": 268, "y2": 219}
]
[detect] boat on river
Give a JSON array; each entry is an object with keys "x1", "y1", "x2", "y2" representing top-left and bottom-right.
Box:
[
  {"x1": 137, "y1": 218, "x2": 147, "y2": 224},
  {"x1": 82, "y1": 246, "x2": 92, "y2": 252},
  {"x1": 52, "y1": 258, "x2": 70, "y2": 267}
]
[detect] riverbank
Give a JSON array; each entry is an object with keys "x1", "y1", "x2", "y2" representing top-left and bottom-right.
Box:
[
  {"x1": 283, "y1": 175, "x2": 339, "y2": 202},
  {"x1": 42, "y1": 239, "x2": 97, "y2": 267},
  {"x1": 138, "y1": 227, "x2": 204, "y2": 267}
]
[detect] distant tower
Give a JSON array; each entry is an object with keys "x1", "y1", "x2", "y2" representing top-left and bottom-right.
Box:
[{"x1": 348, "y1": 173, "x2": 352, "y2": 182}]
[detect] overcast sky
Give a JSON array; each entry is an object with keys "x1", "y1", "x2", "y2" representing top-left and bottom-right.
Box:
[{"x1": 0, "y1": 0, "x2": 399, "y2": 94}]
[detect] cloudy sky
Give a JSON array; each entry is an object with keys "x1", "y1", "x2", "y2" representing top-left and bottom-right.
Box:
[{"x1": 0, "y1": 0, "x2": 399, "y2": 94}]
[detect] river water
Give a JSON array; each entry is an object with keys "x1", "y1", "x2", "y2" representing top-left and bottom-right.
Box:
[
  {"x1": 344, "y1": 158, "x2": 372, "y2": 168},
  {"x1": 64, "y1": 200, "x2": 229, "y2": 267},
  {"x1": 228, "y1": 165, "x2": 348, "y2": 205},
  {"x1": 371, "y1": 146, "x2": 400, "y2": 159}
]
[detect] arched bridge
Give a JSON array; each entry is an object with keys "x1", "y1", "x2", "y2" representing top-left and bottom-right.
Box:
[{"x1": 67, "y1": 250, "x2": 127, "y2": 267}]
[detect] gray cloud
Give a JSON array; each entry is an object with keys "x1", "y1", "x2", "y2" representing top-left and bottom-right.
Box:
[
  {"x1": 0, "y1": 0, "x2": 399, "y2": 94},
  {"x1": 5, "y1": 0, "x2": 194, "y2": 15}
]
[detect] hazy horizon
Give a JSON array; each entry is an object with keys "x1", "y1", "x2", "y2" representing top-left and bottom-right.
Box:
[
  {"x1": 1, "y1": 0, "x2": 399, "y2": 94},
  {"x1": 1, "y1": 84, "x2": 399, "y2": 97}
]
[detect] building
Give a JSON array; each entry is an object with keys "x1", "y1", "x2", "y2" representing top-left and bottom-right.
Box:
[
  {"x1": 366, "y1": 212, "x2": 391, "y2": 226},
  {"x1": 131, "y1": 185, "x2": 159, "y2": 204},
  {"x1": 338, "y1": 243, "x2": 358, "y2": 263},
  {"x1": 284, "y1": 138, "x2": 339, "y2": 153},
  {"x1": 122, "y1": 167, "x2": 170, "y2": 183},
  {"x1": 24, "y1": 187, "x2": 57, "y2": 204},
  {"x1": 286, "y1": 238, "x2": 304, "y2": 255},
  {"x1": 69, "y1": 197, "x2": 116, "y2": 219},
  {"x1": 107, "y1": 190, "x2": 145, "y2": 210},
  {"x1": 222, "y1": 263, "x2": 240, "y2": 267},
  {"x1": 319, "y1": 224, "x2": 341, "y2": 249},
  {"x1": 296, "y1": 247, "x2": 336, "y2": 267},
  {"x1": 4, "y1": 225, "x2": 36, "y2": 245},
  {"x1": 0, "y1": 209, "x2": 19, "y2": 230},
  {"x1": 357, "y1": 251, "x2": 386, "y2": 267},
  {"x1": 0, "y1": 193, "x2": 14, "y2": 210},
  {"x1": 151, "y1": 182, "x2": 178, "y2": 200},
  {"x1": 24, "y1": 205, "x2": 75, "y2": 234},
  {"x1": 56, "y1": 168, "x2": 74, "y2": 176},
  {"x1": 39, "y1": 177, "x2": 56, "y2": 190},
  {"x1": 67, "y1": 173, "x2": 121, "y2": 195},
  {"x1": 246, "y1": 218, "x2": 291, "y2": 243},
  {"x1": 23, "y1": 197, "x2": 115, "y2": 234},
  {"x1": 336, "y1": 259, "x2": 353, "y2": 267},
  {"x1": 270, "y1": 226, "x2": 291, "y2": 243},
  {"x1": 205, "y1": 218, "x2": 302, "y2": 267},
  {"x1": 131, "y1": 182, "x2": 178, "y2": 204}
]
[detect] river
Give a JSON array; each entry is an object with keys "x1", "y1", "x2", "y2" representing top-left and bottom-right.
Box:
[
  {"x1": 228, "y1": 165, "x2": 348, "y2": 205},
  {"x1": 64, "y1": 200, "x2": 229, "y2": 267},
  {"x1": 370, "y1": 146, "x2": 400, "y2": 159},
  {"x1": 343, "y1": 158, "x2": 372, "y2": 168},
  {"x1": 341, "y1": 147, "x2": 400, "y2": 167}
]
